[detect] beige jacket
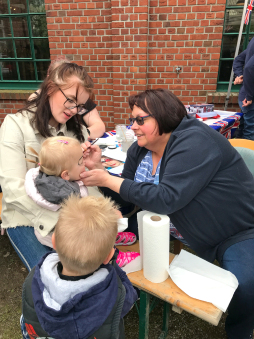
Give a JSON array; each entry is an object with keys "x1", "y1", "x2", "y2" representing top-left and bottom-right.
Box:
[{"x1": 0, "y1": 111, "x2": 88, "y2": 236}]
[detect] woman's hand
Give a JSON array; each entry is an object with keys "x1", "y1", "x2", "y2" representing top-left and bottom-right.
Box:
[
  {"x1": 80, "y1": 168, "x2": 110, "y2": 187},
  {"x1": 82, "y1": 143, "x2": 102, "y2": 170},
  {"x1": 81, "y1": 141, "x2": 92, "y2": 154},
  {"x1": 80, "y1": 168, "x2": 124, "y2": 194}
]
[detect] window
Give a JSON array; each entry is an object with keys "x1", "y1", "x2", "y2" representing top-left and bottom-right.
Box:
[
  {"x1": 0, "y1": 0, "x2": 50, "y2": 89},
  {"x1": 217, "y1": 0, "x2": 254, "y2": 91}
]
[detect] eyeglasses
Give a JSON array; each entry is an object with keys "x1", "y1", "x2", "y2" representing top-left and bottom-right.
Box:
[
  {"x1": 78, "y1": 154, "x2": 85, "y2": 166},
  {"x1": 129, "y1": 115, "x2": 151, "y2": 126},
  {"x1": 59, "y1": 88, "x2": 88, "y2": 115}
]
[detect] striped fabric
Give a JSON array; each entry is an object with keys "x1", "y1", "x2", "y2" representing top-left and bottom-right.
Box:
[{"x1": 134, "y1": 151, "x2": 189, "y2": 246}]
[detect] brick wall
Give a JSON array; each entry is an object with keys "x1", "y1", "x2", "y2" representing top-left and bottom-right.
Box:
[
  {"x1": 0, "y1": 91, "x2": 33, "y2": 124},
  {"x1": 0, "y1": 0, "x2": 241, "y2": 128}
]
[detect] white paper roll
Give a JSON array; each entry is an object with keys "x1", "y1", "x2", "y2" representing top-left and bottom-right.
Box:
[
  {"x1": 143, "y1": 213, "x2": 170, "y2": 283},
  {"x1": 137, "y1": 210, "x2": 148, "y2": 261}
]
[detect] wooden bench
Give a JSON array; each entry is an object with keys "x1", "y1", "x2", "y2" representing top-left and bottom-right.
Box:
[{"x1": 117, "y1": 242, "x2": 223, "y2": 339}]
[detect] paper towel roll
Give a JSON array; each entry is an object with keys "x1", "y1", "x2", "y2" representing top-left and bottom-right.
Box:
[
  {"x1": 143, "y1": 213, "x2": 169, "y2": 283},
  {"x1": 137, "y1": 210, "x2": 148, "y2": 261}
]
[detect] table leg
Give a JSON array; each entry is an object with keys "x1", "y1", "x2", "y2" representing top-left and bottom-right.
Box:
[
  {"x1": 158, "y1": 301, "x2": 170, "y2": 339},
  {"x1": 139, "y1": 290, "x2": 150, "y2": 339}
]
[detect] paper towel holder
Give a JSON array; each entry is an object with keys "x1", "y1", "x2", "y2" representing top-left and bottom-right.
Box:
[{"x1": 150, "y1": 216, "x2": 161, "y2": 222}]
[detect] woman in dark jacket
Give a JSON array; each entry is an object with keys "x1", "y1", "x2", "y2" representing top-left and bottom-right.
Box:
[{"x1": 81, "y1": 88, "x2": 254, "y2": 339}]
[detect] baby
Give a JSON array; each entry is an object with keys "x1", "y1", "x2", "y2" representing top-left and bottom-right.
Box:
[{"x1": 25, "y1": 136, "x2": 139, "y2": 267}]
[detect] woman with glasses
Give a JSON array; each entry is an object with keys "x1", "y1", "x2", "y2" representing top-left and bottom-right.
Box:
[
  {"x1": 28, "y1": 57, "x2": 106, "y2": 139},
  {"x1": 0, "y1": 62, "x2": 94, "y2": 271},
  {"x1": 82, "y1": 88, "x2": 254, "y2": 339}
]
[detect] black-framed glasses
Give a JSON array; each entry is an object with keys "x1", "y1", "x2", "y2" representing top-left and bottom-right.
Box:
[
  {"x1": 129, "y1": 115, "x2": 151, "y2": 126},
  {"x1": 59, "y1": 88, "x2": 88, "y2": 115},
  {"x1": 78, "y1": 154, "x2": 85, "y2": 166}
]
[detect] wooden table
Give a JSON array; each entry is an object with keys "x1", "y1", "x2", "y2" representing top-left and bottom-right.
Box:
[{"x1": 117, "y1": 242, "x2": 223, "y2": 339}]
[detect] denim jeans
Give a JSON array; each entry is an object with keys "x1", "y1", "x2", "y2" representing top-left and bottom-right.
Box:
[
  {"x1": 238, "y1": 99, "x2": 254, "y2": 140},
  {"x1": 7, "y1": 226, "x2": 52, "y2": 271},
  {"x1": 219, "y1": 238, "x2": 254, "y2": 339}
]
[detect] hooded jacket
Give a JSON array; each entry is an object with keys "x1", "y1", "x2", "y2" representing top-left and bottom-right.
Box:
[
  {"x1": 233, "y1": 37, "x2": 254, "y2": 102},
  {"x1": 120, "y1": 115, "x2": 254, "y2": 263},
  {"x1": 25, "y1": 167, "x2": 88, "y2": 211},
  {"x1": 22, "y1": 252, "x2": 138, "y2": 339}
]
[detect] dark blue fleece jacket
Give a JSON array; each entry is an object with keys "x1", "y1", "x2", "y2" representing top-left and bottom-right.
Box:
[
  {"x1": 120, "y1": 115, "x2": 254, "y2": 263},
  {"x1": 30, "y1": 252, "x2": 137, "y2": 339},
  {"x1": 233, "y1": 37, "x2": 254, "y2": 102}
]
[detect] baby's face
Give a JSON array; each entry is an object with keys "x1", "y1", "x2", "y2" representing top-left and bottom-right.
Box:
[{"x1": 67, "y1": 146, "x2": 86, "y2": 181}]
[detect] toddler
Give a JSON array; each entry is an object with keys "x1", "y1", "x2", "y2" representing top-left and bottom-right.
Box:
[
  {"x1": 21, "y1": 195, "x2": 138, "y2": 339},
  {"x1": 25, "y1": 136, "x2": 139, "y2": 267}
]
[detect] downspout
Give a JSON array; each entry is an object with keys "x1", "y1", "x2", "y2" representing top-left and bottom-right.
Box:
[{"x1": 146, "y1": 0, "x2": 150, "y2": 89}]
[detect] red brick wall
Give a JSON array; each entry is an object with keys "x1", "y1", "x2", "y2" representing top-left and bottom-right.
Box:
[
  {"x1": 0, "y1": 92, "x2": 32, "y2": 124},
  {"x1": 1, "y1": 0, "x2": 241, "y2": 127}
]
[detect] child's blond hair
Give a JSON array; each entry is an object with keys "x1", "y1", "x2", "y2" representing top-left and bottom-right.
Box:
[
  {"x1": 37, "y1": 136, "x2": 82, "y2": 176},
  {"x1": 54, "y1": 195, "x2": 119, "y2": 275}
]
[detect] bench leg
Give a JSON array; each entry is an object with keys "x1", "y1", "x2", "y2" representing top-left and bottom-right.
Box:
[
  {"x1": 139, "y1": 290, "x2": 150, "y2": 339},
  {"x1": 158, "y1": 301, "x2": 170, "y2": 339}
]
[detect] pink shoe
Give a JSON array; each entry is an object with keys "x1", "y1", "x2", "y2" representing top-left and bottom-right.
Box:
[
  {"x1": 116, "y1": 250, "x2": 140, "y2": 268},
  {"x1": 115, "y1": 232, "x2": 137, "y2": 246}
]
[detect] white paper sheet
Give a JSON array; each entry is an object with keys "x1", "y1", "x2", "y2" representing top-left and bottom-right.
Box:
[
  {"x1": 93, "y1": 136, "x2": 116, "y2": 146},
  {"x1": 117, "y1": 218, "x2": 128, "y2": 232},
  {"x1": 103, "y1": 149, "x2": 127, "y2": 162},
  {"x1": 122, "y1": 256, "x2": 143, "y2": 274},
  {"x1": 108, "y1": 165, "x2": 124, "y2": 175},
  {"x1": 167, "y1": 250, "x2": 239, "y2": 312}
]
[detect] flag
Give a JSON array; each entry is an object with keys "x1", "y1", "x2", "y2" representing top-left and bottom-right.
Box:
[{"x1": 245, "y1": 0, "x2": 254, "y2": 25}]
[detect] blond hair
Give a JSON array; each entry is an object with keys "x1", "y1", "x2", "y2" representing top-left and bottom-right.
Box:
[
  {"x1": 55, "y1": 195, "x2": 119, "y2": 275},
  {"x1": 47, "y1": 56, "x2": 71, "y2": 76},
  {"x1": 38, "y1": 136, "x2": 82, "y2": 176}
]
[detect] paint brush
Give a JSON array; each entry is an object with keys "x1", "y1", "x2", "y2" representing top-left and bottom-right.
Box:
[{"x1": 83, "y1": 138, "x2": 99, "y2": 153}]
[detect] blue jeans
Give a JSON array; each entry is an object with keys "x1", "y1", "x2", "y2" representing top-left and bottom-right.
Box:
[
  {"x1": 238, "y1": 99, "x2": 254, "y2": 140},
  {"x1": 219, "y1": 238, "x2": 254, "y2": 339},
  {"x1": 7, "y1": 226, "x2": 52, "y2": 271}
]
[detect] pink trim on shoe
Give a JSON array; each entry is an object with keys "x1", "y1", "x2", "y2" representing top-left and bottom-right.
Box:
[
  {"x1": 115, "y1": 232, "x2": 137, "y2": 246},
  {"x1": 116, "y1": 250, "x2": 140, "y2": 268}
]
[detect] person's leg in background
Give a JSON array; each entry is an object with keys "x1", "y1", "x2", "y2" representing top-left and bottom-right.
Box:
[
  {"x1": 6, "y1": 226, "x2": 52, "y2": 271},
  {"x1": 220, "y1": 238, "x2": 254, "y2": 339},
  {"x1": 238, "y1": 100, "x2": 254, "y2": 140},
  {"x1": 234, "y1": 99, "x2": 244, "y2": 138}
]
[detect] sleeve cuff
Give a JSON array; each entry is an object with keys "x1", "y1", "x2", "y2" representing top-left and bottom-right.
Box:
[{"x1": 119, "y1": 178, "x2": 133, "y2": 202}]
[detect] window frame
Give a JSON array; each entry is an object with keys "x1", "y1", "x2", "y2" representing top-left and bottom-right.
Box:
[
  {"x1": 0, "y1": 0, "x2": 50, "y2": 89},
  {"x1": 217, "y1": 1, "x2": 254, "y2": 92}
]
